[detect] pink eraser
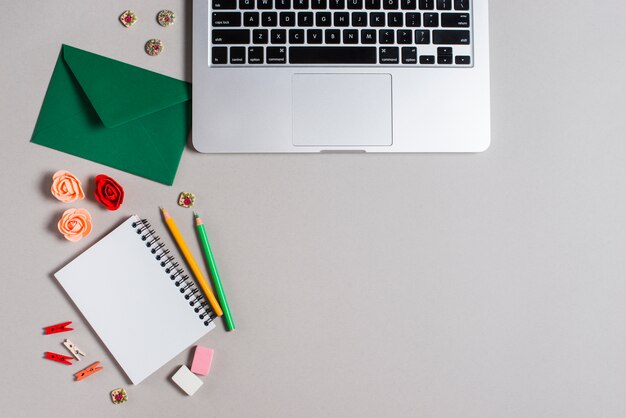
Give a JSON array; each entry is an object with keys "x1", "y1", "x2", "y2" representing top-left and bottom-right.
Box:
[{"x1": 190, "y1": 345, "x2": 214, "y2": 376}]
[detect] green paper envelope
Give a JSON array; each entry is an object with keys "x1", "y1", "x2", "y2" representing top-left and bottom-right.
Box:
[{"x1": 31, "y1": 44, "x2": 191, "y2": 185}]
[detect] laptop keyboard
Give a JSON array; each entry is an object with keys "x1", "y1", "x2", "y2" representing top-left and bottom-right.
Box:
[{"x1": 210, "y1": 0, "x2": 473, "y2": 66}]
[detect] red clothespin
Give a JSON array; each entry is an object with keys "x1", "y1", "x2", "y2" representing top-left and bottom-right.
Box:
[
  {"x1": 43, "y1": 321, "x2": 73, "y2": 335},
  {"x1": 74, "y1": 361, "x2": 103, "y2": 381},
  {"x1": 44, "y1": 351, "x2": 74, "y2": 366}
]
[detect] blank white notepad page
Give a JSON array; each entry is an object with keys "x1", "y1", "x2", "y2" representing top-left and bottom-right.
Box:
[{"x1": 55, "y1": 215, "x2": 215, "y2": 384}]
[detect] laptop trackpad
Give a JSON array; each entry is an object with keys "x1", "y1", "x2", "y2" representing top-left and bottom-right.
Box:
[{"x1": 292, "y1": 74, "x2": 392, "y2": 147}]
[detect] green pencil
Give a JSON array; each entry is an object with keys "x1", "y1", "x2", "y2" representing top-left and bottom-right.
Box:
[{"x1": 194, "y1": 212, "x2": 235, "y2": 331}]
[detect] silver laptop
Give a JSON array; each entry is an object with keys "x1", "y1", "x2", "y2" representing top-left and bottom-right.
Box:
[{"x1": 192, "y1": 0, "x2": 490, "y2": 153}]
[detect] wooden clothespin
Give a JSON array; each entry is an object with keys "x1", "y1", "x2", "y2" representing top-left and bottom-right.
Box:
[
  {"x1": 44, "y1": 351, "x2": 74, "y2": 366},
  {"x1": 74, "y1": 361, "x2": 103, "y2": 381},
  {"x1": 63, "y1": 339, "x2": 86, "y2": 360},
  {"x1": 43, "y1": 321, "x2": 73, "y2": 335}
]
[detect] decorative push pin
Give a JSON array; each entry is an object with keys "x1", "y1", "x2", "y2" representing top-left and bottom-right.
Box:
[
  {"x1": 111, "y1": 388, "x2": 128, "y2": 404},
  {"x1": 43, "y1": 321, "x2": 73, "y2": 335},
  {"x1": 157, "y1": 10, "x2": 175, "y2": 27},
  {"x1": 145, "y1": 39, "x2": 163, "y2": 56},
  {"x1": 178, "y1": 192, "x2": 195, "y2": 208},
  {"x1": 119, "y1": 10, "x2": 137, "y2": 28},
  {"x1": 63, "y1": 339, "x2": 86, "y2": 361}
]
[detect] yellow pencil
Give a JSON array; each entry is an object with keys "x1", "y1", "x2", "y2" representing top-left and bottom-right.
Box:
[{"x1": 160, "y1": 207, "x2": 223, "y2": 317}]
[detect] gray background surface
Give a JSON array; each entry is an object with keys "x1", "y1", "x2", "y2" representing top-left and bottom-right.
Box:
[{"x1": 2, "y1": 1, "x2": 626, "y2": 417}]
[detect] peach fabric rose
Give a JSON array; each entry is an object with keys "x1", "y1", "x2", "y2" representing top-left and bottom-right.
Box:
[
  {"x1": 51, "y1": 171, "x2": 85, "y2": 203},
  {"x1": 58, "y1": 208, "x2": 93, "y2": 242}
]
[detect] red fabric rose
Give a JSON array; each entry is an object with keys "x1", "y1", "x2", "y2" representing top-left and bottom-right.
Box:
[{"x1": 94, "y1": 174, "x2": 124, "y2": 210}]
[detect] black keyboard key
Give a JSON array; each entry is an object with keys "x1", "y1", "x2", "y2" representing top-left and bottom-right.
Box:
[
  {"x1": 402, "y1": 46, "x2": 417, "y2": 63},
  {"x1": 253, "y1": 29, "x2": 269, "y2": 44},
  {"x1": 325, "y1": 29, "x2": 341, "y2": 43},
  {"x1": 370, "y1": 12, "x2": 385, "y2": 26},
  {"x1": 311, "y1": 0, "x2": 327, "y2": 9},
  {"x1": 316, "y1": 12, "x2": 332, "y2": 26},
  {"x1": 401, "y1": 0, "x2": 416, "y2": 9},
  {"x1": 388, "y1": 13, "x2": 403, "y2": 27},
  {"x1": 267, "y1": 46, "x2": 287, "y2": 63},
  {"x1": 365, "y1": 0, "x2": 381, "y2": 9},
  {"x1": 424, "y1": 13, "x2": 438, "y2": 27},
  {"x1": 419, "y1": 0, "x2": 433, "y2": 9},
  {"x1": 212, "y1": 47, "x2": 227, "y2": 64},
  {"x1": 257, "y1": 0, "x2": 272, "y2": 8},
  {"x1": 383, "y1": 0, "x2": 398, "y2": 10},
  {"x1": 230, "y1": 46, "x2": 246, "y2": 63},
  {"x1": 347, "y1": 0, "x2": 363, "y2": 9},
  {"x1": 455, "y1": 55, "x2": 470, "y2": 64},
  {"x1": 414, "y1": 29, "x2": 430, "y2": 44},
  {"x1": 289, "y1": 29, "x2": 305, "y2": 43},
  {"x1": 437, "y1": 46, "x2": 452, "y2": 64},
  {"x1": 361, "y1": 29, "x2": 376, "y2": 43},
  {"x1": 437, "y1": 0, "x2": 451, "y2": 10},
  {"x1": 289, "y1": 46, "x2": 377, "y2": 63},
  {"x1": 433, "y1": 29, "x2": 469, "y2": 44},
  {"x1": 262, "y1": 12, "x2": 277, "y2": 26},
  {"x1": 280, "y1": 12, "x2": 296, "y2": 26},
  {"x1": 441, "y1": 12, "x2": 469, "y2": 27},
  {"x1": 330, "y1": 0, "x2": 345, "y2": 8},
  {"x1": 379, "y1": 29, "x2": 394, "y2": 44},
  {"x1": 276, "y1": 0, "x2": 291, "y2": 8},
  {"x1": 298, "y1": 12, "x2": 314, "y2": 26},
  {"x1": 419, "y1": 55, "x2": 434, "y2": 64},
  {"x1": 343, "y1": 29, "x2": 359, "y2": 43},
  {"x1": 248, "y1": 47, "x2": 264, "y2": 63},
  {"x1": 239, "y1": 0, "x2": 255, "y2": 8},
  {"x1": 379, "y1": 46, "x2": 399, "y2": 64},
  {"x1": 454, "y1": 0, "x2": 469, "y2": 10},
  {"x1": 405, "y1": 12, "x2": 420, "y2": 27},
  {"x1": 334, "y1": 12, "x2": 350, "y2": 26},
  {"x1": 213, "y1": 29, "x2": 251, "y2": 44},
  {"x1": 294, "y1": 0, "x2": 309, "y2": 8},
  {"x1": 212, "y1": 12, "x2": 242, "y2": 27},
  {"x1": 307, "y1": 29, "x2": 323, "y2": 43},
  {"x1": 213, "y1": 0, "x2": 236, "y2": 9},
  {"x1": 244, "y1": 12, "x2": 260, "y2": 26},
  {"x1": 271, "y1": 29, "x2": 287, "y2": 43},
  {"x1": 397, "y1": 29, "x2": 412, "y2": 44},
  {"x1": 352, "y1": 12, "x2": 367, "y2": 26}
]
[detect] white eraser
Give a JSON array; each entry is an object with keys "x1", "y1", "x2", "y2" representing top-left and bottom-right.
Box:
[{"x1": 171, "y1": 365, "x2": 203, "y2": 396}]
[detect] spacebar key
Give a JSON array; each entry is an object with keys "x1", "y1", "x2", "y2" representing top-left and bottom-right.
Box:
[{"x1": 289, "y1": 47, "x2": 377, "y2": 64}]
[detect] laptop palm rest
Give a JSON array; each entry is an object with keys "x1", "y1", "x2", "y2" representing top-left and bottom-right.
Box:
[{"x1": 292, "y1": 73, "x2": 392, "y2": 147}]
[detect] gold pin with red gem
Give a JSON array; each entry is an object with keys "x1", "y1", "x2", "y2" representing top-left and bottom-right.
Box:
[
  {"x1": 157, "y1": 10, "x2": 175, "y2": 27},
  {"x1": 119, "y1": 10, "x2": 137, "y2": 28},
  {"x1": 145, "y1": 39, "x2": 163, "y2": 56}
]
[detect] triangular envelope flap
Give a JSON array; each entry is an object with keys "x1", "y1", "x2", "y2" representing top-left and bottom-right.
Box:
[{"x1": 61, "y1": 44, "x2": 190, "y2": 128}]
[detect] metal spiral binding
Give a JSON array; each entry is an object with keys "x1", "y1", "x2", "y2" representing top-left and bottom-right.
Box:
[{"x1": 133, "y1": 218, "x2": 215, "y2": 326}]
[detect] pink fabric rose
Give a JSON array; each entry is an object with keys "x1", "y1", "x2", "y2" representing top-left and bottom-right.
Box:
[
  {"x1": 51, "y1": 171, "x2": 85, "y2": 203},
  {"x1": 58, "y1": 208, "x2": 93, "y2": 242}
]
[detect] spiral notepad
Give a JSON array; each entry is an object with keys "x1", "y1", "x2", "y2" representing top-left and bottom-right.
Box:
[{"x1": 55, "y1": 215, "x2": 216, "y2": 384}]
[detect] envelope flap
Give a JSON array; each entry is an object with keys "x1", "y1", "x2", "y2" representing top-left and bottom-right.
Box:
[{"x1": 61, "y1": 44, "x2": 190, "y2": 128}]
